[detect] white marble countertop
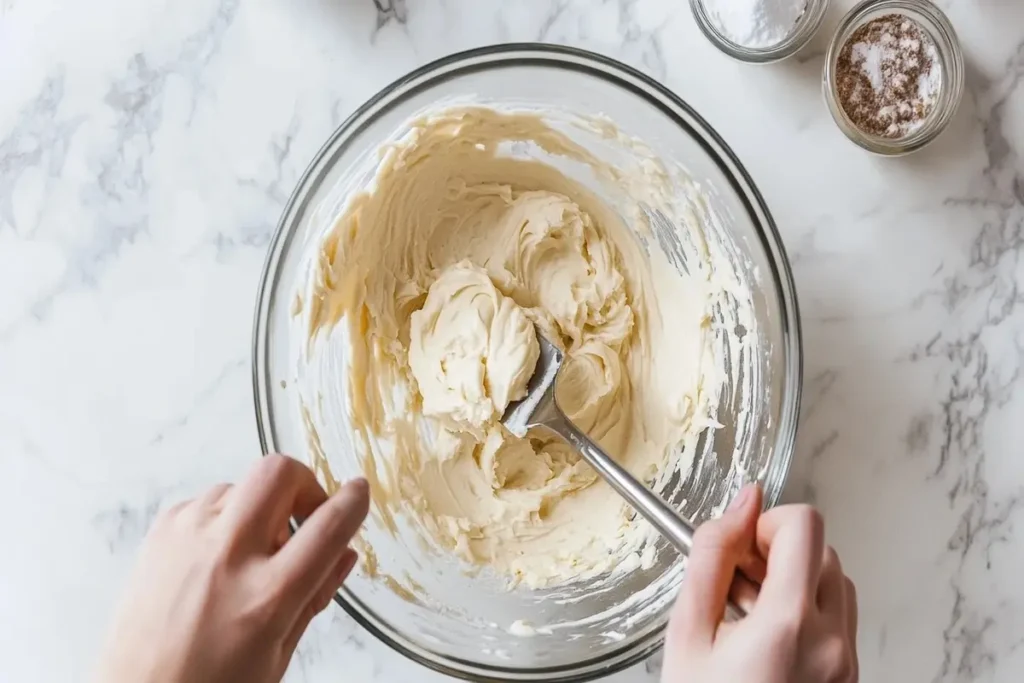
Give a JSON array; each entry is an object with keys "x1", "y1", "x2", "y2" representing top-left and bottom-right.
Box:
[{"x1": 2, "y1": 0, "x2": 1023, "y2": 681}]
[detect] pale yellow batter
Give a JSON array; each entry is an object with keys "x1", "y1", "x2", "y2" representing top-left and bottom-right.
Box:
[
  {"x1": 303, "y1": 106, "x2": 723, "y2": 588},
  {"x1": 408, "y1": 261, "x2": 539, "y2": 438}
]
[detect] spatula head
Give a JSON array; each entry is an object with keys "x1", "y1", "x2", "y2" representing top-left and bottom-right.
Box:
[{"x1": 500, "y1": 334, "x2": 563, "y2": 438}]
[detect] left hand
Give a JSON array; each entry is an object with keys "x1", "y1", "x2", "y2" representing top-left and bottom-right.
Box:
[{"x1": 93, "y1": 454, "x2": 370, "y2": 683}]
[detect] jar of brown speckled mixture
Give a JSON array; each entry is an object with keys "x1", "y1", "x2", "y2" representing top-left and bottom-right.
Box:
[{"x1": 823, "y1": 0, "x2": 964, "y2": 155}]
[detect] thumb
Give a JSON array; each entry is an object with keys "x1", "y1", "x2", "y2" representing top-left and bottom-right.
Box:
[{"x1": 669, "y1": 484, "x2": 761, "y2": 645}]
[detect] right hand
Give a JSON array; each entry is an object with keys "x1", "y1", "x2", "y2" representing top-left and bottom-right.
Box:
[{"x1": 662, "y1": 485, "x2": 858, "y2": 682}]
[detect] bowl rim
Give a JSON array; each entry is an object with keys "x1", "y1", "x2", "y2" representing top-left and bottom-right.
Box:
[{"x1": 252, "y1": 42, "x2": 803, "y2": 682}]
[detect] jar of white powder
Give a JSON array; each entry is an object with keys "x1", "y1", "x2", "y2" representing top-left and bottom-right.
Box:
[
  {"x1": 691, "y1": 0, "x2": 830, "y2": 63},
  {"x1": 823, "y1": 0, "x2": 964, "y2": 155}
]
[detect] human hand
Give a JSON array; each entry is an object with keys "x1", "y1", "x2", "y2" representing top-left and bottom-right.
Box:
[
  {"x1": 93, "y1": 455, "x2": 370, "y2": 683},
  {"x1": 662, "y1": 486, "x2": 858, "y2": 683}
]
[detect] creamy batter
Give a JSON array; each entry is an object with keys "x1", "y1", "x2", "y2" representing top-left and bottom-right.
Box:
[{"x1": 302, "y1": 106, "x2": 728, "y2": 588}]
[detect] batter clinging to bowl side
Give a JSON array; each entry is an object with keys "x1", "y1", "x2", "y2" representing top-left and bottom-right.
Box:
[{"x1": 303, "y1": 106, "x2": 731, "y2": 588}]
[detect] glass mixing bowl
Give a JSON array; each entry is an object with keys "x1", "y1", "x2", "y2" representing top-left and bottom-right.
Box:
[{"x1": 253, "y1": 44, "x2": 801, "y2": 682}]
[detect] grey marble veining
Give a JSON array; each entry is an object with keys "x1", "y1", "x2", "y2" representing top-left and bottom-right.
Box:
[{"x1": 1, "y1": 1, "x2": 1023, "y2": 681}]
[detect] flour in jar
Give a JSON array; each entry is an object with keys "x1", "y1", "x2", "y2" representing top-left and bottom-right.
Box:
[{"x1": 703, "y1": 0, "x2": 808, "y2": 49}]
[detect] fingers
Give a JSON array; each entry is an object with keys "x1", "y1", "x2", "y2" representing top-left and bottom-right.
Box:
[
  {"x1": 197, "y1": 483, "x2": 233, "y2": 513},
  {"x1": 728, "y1": 570, "x2": 762, "y2": 615},
  {"x1": 754, "y1": 505, "x2": 825, "y2": 614},
  {"x1": 729, "y1": 541, "x2": 769, "y2": 612},
  {"x1": 225, "y1": 455, "x2": 328, "y2": 548},
  {"x1": 271, "y1": 523, "x2": 292, "y2": 554},
  {"x1": 846, "y1": 577, "x2": 859, "y2": 681},
  {"x1": 817, "y1": 546, "x2": 847, "y2": 615},
  {"x1": 281, "y1": 548, "x2": 359, "y2": 658},
  {"x1": 845, "y1": 577, "x2": 858, "y2": 638},
  {"x1": 669, "y1": 484, "x2": 761, "y2": 644},
  {"x1": 816, "y1": 556, "x2": 858, "y2": 683},
  {"x1": 272, "y1": 478, "x2": 370, "y2": 609}
]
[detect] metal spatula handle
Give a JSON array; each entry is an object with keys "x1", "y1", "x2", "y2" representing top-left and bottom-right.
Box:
[
  {"x1": 550, "y1": 417, "x2": 696, "y2": 552},
  {"x1": 502, "y1": 333, "x2": 753, "y2": 618},
  {"x1": 543, "y1": 405, "x2": 748, "y2": 619}
]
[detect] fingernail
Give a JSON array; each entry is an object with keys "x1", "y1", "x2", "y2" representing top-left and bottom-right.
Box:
[
  {"x1": 331, "y1": 477, "x2": 371, "y2": 523},
  {"x1": 728, "y1": 485, "x2": 753, "y2": 513},
  {"x1": 344, "y1": 477, "x2": 370, "y2": 496}
]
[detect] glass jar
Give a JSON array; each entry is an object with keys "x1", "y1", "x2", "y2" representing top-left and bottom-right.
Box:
[
  {"x1": 690, "y1": 0, "x2": 831, "y2": 63},
  {"x1": 823, "y1": 0, "x2": 964, "y2": 155}
]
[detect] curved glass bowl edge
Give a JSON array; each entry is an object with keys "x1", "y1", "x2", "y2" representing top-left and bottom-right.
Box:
[{"x1": 251, "y1": 43, "x2": 804, "y2": 683}]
